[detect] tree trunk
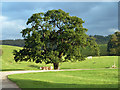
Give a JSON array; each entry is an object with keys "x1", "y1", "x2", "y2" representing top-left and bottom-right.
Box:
[{"x1": 53, "y1": 63, "x2": 59, "y2": 70}]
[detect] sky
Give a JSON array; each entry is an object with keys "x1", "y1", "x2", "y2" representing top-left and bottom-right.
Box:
[{"x1": 1, "y1": 2, "x2": 118, "y2": 40}]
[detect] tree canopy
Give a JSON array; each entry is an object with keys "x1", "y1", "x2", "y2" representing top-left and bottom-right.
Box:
[
  {"x1": 107, "y1": 31, "x2": 120, "y2": 56},
  {"x1": 13, "y1": 9, "x2": 99, "y2": 69}
]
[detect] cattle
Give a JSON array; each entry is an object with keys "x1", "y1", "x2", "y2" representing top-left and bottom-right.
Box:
[
  {"x1": 112, "y1": 65, "x2": 116, "y2": 68},
  {"x1": 87, "y1": 56, "x2": 92, "y2": 59},
  {"x1": 40, "y1": 66, "x2": 53, "y2": 70},
  {"x1": 48, "y1": 66, "x2": 53, "y2": 70},
  {"x1": 112, "y1": 63, "x2": 116, "y2": 68}
]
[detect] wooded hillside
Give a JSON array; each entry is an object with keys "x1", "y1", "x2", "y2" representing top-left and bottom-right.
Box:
[{"x1": 1, "y1": 35, "x2": 111, "y2": 47}]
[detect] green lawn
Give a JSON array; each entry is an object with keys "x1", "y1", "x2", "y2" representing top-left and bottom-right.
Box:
[
  {"x1": 8, "y1": 69, "x2": 118, "y2": 88},
  {"x1": 1, "y1": 45, "x2": 118, "y2": 71}
]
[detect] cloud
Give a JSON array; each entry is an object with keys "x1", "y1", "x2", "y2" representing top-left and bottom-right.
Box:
[
  {"x1": 1, "y1": 15, "x2": 26, "y2": 40},
  {"x1": 0, "y1": 15, "x2": 7, "y2": 21},
  {"x1": 108, "y1": 28, "x2": 119, "y2": 33},
  {"x1": 1, "y1": 2, "x2": 118, "y2": 39}
]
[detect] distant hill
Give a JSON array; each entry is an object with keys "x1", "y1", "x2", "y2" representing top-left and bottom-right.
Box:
[
  {"x1": 1, "y1": 39, "x2": 25, "y2": 47},
  {"x1": 93, "y1": 35, "x2": 111, "y2": 44},
  {"x1": 1, "y1": 35, "x2": 111, "y2": 47}
]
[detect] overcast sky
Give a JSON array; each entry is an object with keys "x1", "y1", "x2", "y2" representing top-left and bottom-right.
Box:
[{"x1": 1, "y1": 2, "x2": 118, "y2": 40}]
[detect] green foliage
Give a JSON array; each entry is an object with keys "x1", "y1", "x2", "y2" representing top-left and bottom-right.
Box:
[
  {"x1": 1, "y1": 39, "x2": 108, "y2": 56},
  {"x1": 88, "y1": 36, "x2": 100, "y2": 56},
  {"x1": 107, "y1": 31, "x2": 120, "y2": 56},
  {"x1": 13, "y1": 9, "x2": 99, "y2": 69},
  {"x1": 94, "y1": 35, "x2": 111, "y2": 44},
  {"x1": 99, "y1": 44, "x2": 108, "y2": 56}
]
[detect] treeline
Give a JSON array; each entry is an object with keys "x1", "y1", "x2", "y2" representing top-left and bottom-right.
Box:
[
  {"x1": 93, "y1": 35, "x2": 111, "y2": 44},
  {"x1": 1, "y1": 39, "x2": 25, "y2": 47},
  {"x1": 0, "y1": 35, "x2": 111, "y2": 47},
  {"x1": 107, "y1": 31, "x2": 120, "y2": 56}
]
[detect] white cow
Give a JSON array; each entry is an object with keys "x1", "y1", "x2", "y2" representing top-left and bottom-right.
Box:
[{"x1": 87, "y1": 56, "x2": 92, "y2": 59}]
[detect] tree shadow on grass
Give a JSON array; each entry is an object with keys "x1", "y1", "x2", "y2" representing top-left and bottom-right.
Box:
[
  {"x1": 2, "y1": 69, "x2": 24, "y2": 71},
  {"x1": 8, "y1": 78, "x2": 118, "y2": 90},
  {"x1": 105, "y1": 66, "x2": 110, "y2": 68},
  {"x1": 2, "y1": 65, "x2": 40, "y2": 71},
  {"x1": 28, "y1": 65, "x2": 40, "y2": 69}
]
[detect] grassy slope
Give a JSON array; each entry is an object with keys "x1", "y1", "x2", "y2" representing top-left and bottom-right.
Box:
[
  {"x1": 1, "y1": 45, "x2": 53, "y2": 71},
  {"x1": 60, "y1": 56, "x2": 118, "y2": 69},
  {"x1": 1, "y1": 45, "x2": 118, "y2": 71},
  {"x1": 8, "y1": 69, "x2": 118, "y2": 88}
]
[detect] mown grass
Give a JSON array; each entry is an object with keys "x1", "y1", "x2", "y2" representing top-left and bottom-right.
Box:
[
  {"x1": 8, "y1": 69, "x2": 118, "y2": 88},
  {"x1": 1, "y1": 45, "x2": 118, "y2": 71}
]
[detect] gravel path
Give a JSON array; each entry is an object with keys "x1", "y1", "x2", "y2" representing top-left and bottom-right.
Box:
[
  {"x1": 0, "y1": 68, "x2": 117, "y2": 89},
  {"x1": 1, "y1": 70, "x2": 63, "y2": 89}
]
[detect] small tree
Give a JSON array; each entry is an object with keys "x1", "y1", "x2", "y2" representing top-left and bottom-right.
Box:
[
  {"x1": 13, "y1": 9, "x2": 99, "y2": 69},
  {"x1": 87, "y1": 36, "x2": 100, "y2": 56},
  {"x1": 107, "y1": 31, "x2": 120, "y2": 56}
]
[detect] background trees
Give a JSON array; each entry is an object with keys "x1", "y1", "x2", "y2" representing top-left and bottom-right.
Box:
[
  {"x1": 1, "y1": 39, "x2": 25, "y2": 47},
  {"x1": 107, "y1": 31, "x2": 120, "y2": 56},
  {"x1": 93, "y1": 35, "x2": 111, "y2": 44},
  {"x1": 1, "y1": 35, "x2": 111, "y2": 47},
  {"x1": 13, "y1": 9, "x2": 99, "y2": 69}
]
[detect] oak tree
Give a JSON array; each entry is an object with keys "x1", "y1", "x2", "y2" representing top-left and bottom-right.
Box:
[{"x1": 13, "y1": 9, "x2": 99, "y2": 69}]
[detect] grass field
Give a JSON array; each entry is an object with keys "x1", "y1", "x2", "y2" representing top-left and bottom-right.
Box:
[
  {"x1": 8, "y1": 69, "x2": 118, "y2": 88},
  {"x1": 1, "y1": 45, "x2": 118, "y2": 71},
  {"x1": 2, "y1": 45, "x2": 119, "y2": 88},
  {"x1": 60, "y1": 56, "x2": 118, "y2": 69}
]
